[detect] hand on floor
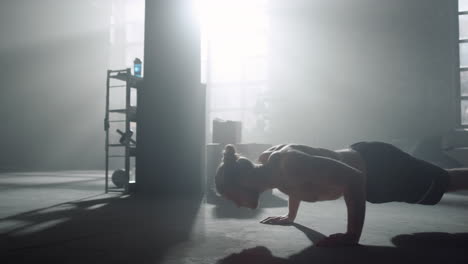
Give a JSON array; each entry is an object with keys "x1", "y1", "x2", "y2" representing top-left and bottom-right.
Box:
[
  {"x1": 315, "y1": 233, "x2": 359, "y2": 247},
  {"x1": 260, "y1": 215, "x2": 294, "y2": 225}
]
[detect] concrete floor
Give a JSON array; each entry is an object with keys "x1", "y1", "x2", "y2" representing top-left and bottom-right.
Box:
[{"x1": 1, "y1": 171, "x2": 468, "y2": 263}]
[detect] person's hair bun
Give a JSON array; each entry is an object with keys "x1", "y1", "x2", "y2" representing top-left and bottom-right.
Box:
[{"x1": 223, "y1": 144, "x2": 238, "y2": 163}]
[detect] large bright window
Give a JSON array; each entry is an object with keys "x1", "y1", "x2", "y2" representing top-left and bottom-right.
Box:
[
  {"x1": 200, "y1": 0, "x2": 270, "y2": 143},
  {"x1": 459, "y1": 0, "x2": 468, "y2": 126},
  {"x1": 108, "y1": 0, "x2": 144, "y2": 110},
  {"x1": 108, "y1": 0, "x2": 145, "y2": 71}
]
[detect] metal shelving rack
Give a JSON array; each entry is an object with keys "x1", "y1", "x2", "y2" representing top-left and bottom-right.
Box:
[{"x1": 104, "y1": 68, "x2": 142, "y2": 193}]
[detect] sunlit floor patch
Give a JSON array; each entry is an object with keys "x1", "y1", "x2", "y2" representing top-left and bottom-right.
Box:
[
  {"x1": 11, "y1": 218, "x2": 71, "y2": 236},
  {"x1": 0, "y1": 220, "x2": 31, "y2": 233},
  {"x1": 36, "y1": 203, "x2": 77, "y2": 214},
  {"x1": 86, "y1": 203, "x2": 108, "y2": 210}
]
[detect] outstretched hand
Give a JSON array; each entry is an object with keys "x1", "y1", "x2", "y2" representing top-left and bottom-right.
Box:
[
  {"x1": 260, "y1": 215, "x2": 294, "y2": 225},
  {"x1": 315, "y1": 233, "x2": 359, "y2": 247}
]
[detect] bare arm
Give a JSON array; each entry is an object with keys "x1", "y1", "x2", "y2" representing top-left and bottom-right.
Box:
[
  {"x1": 260, "y1": 148, "x2": 301, "y2": 225},
  {"x1": 287, "y1": 196, "x2": 301, "y2": 219},
  {"x1": 261, "y1": 149, "x2": 365, "y2": 228},
  {"x1": 315, "y1": 172, "x2": 366, "y2": 247},
  {"x1": 260, "y1": 196, "x2": 300, "y2": 225},
  {"x1": 281, "y1": 150, "x2": 366, "y2": 246},
  {"x1": 343, "y1": 172, "x2": 366, "y2": 241}
]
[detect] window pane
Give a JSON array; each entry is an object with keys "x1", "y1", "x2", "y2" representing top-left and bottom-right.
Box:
[
  {"x1": 210, "y1": 55, "x2": 243, "y2": 83},
  {"x1": 460, "y1": 43, "x2": 468, "y2": 67},
  {"x1": 244, "y1": 85, "x2": 268, "y2": 110},
  {"x1": 210, "y1": 87, "x2": 243, "y2": 110},
  {"x1": 462, "y1": 100, "x2": 468, "y2": 125},
  {"x1": 460, "y1": 15, "x2": 468, "y2": 39},
  {"x1": 126, "y1": 23, "x2": 145, "y2": 43},
  {"x1": 461, "y1": 71, "x2": 468, "y2": 96},
  {"x1": 244, "y1": 57, "x2": 267, "y2": 81},
  {"x1": 125, "y1": 0, "x2": 145, "y2": 23},
  {"x1": 460, "y1": 0, "x2": 468, "y2": 11}
]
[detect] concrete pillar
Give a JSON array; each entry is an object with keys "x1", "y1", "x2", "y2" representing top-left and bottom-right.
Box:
[{"x1": 136, "y1": 0, "x2": 204, "y2": 196}]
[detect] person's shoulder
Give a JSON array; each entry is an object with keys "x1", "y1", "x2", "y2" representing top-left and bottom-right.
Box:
[
  {"x1": 268, "y1": 144, "x2": 290, "y2": 152},
  {"x1": 274, "y1": 143, "x2": 304, "y2": 152},
  {"x1": 270, "y1": 146, "x2": 309, "y2": 166},
  {"x1": 264, "y1": 145, "x2": 293, "y2": 166}
]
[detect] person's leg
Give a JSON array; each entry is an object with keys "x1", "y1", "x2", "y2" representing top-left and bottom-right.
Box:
[{"x1": 446, "y1": 168, "x2": 468, "y2": 192}]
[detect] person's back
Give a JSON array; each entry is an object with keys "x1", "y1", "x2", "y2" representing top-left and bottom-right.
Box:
[
  {"x1": 259, "y1": 144, "x2": 366, "y2": 172},
  {"x1": 260, "y1": 144, "x2": 365, "y2": 202}
]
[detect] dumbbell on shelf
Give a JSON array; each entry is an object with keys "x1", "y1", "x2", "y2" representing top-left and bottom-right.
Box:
[{"x1": 116, "y1": 129, "x2": 136, "y2": 145}]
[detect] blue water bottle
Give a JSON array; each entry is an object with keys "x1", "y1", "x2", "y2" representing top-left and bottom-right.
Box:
[{"x1": 133, "y1": 58, "x2": 142, "y2": 77}]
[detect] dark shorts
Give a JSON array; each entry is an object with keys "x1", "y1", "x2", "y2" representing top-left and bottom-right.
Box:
[{"x1": 350, "y1": 141, "x2": 450, "y2": 205}]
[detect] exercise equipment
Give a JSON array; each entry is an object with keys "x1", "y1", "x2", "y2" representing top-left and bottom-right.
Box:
[
  {"x1": 111, "y1": 169, "x2": 129, "y2": 188},
  {"x1": 116, "y1": 129, "x2": 136, "y2": 145}
]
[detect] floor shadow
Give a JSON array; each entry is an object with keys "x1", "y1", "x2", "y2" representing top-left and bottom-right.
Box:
[
  {"x1": 290, "y1": 223, "x2": 327, "y2": 244},
  {"x1": 211, "y1": 198, "x2": 263, "y2": 219},
  {"x1": 0, "y1": 172, "x2": 102, "y2": 178},
  {"x1": 0, "y1": 178, "x2": 103, "y2": 191},
  {"x1": 206, "y1": 191, "x2": 287, "y2": 209},
  {"x1": 0, "y1": 194, "x2": 107, "y2": 235},
  {"x1": 206, "y1": 191, "x2": 263, "y2": 219},
  {"x1": 218, "y1": 230, "x2": 468, "y2": 264},
  {"x1": 218, "y1": 242, "x2": 468, "y2": 264},
  {"x1": 217, "y1": 246, "x2": 288, "y2": 264},
  {"x1": 208, "y1": 191, "x2": 286, "y2": 219},
  {"x1": 392, "y1": 232, "x2": 468, "y2": 249},
  {"x1": 1, "y1": 194, "x2": 203, "y2": 264}
]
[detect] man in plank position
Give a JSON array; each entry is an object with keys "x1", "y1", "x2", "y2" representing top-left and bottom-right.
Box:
[{"x1": 215, "y1": 142, "x2": 468, "y2": 246}]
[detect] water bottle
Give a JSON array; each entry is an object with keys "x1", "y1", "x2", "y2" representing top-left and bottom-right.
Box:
[{"x1": 133, "y1": 58, "x2": 142, "y2": 77}]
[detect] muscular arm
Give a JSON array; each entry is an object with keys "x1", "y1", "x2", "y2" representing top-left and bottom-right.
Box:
[
  {"x1": 261, "y1": 149, "x2": 366, "y2": 232},
  {"x1": 260, "y1": 196, "x2": 300, "y2": 225},
  {"x1": 287, "y1": 196, "x2": 301, "y2": 219},
  {"x1": 282, "y1": 150, "x2": 366, "y2": 246},
  {"x1": 315, "y1": 172, "x2": 366, "y2": 247},
  {"x1": 260, "y1": 145, "x2": 300, "y2": 225},
  {"x1": 343, "y1": 172, "x2": 366, "y2": 241}
]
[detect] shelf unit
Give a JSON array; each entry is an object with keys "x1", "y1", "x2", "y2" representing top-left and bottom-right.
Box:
[{"x1": 104, "y1": 68, "x2": 142, "y2": 193}]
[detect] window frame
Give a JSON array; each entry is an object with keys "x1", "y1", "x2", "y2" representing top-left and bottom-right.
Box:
[
  {"x1": 201, "y1": 1, "x2": 270, "y2": 142},
  {"x1": 458, "y1": 5, "x2": 468, "y2": 127}
]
